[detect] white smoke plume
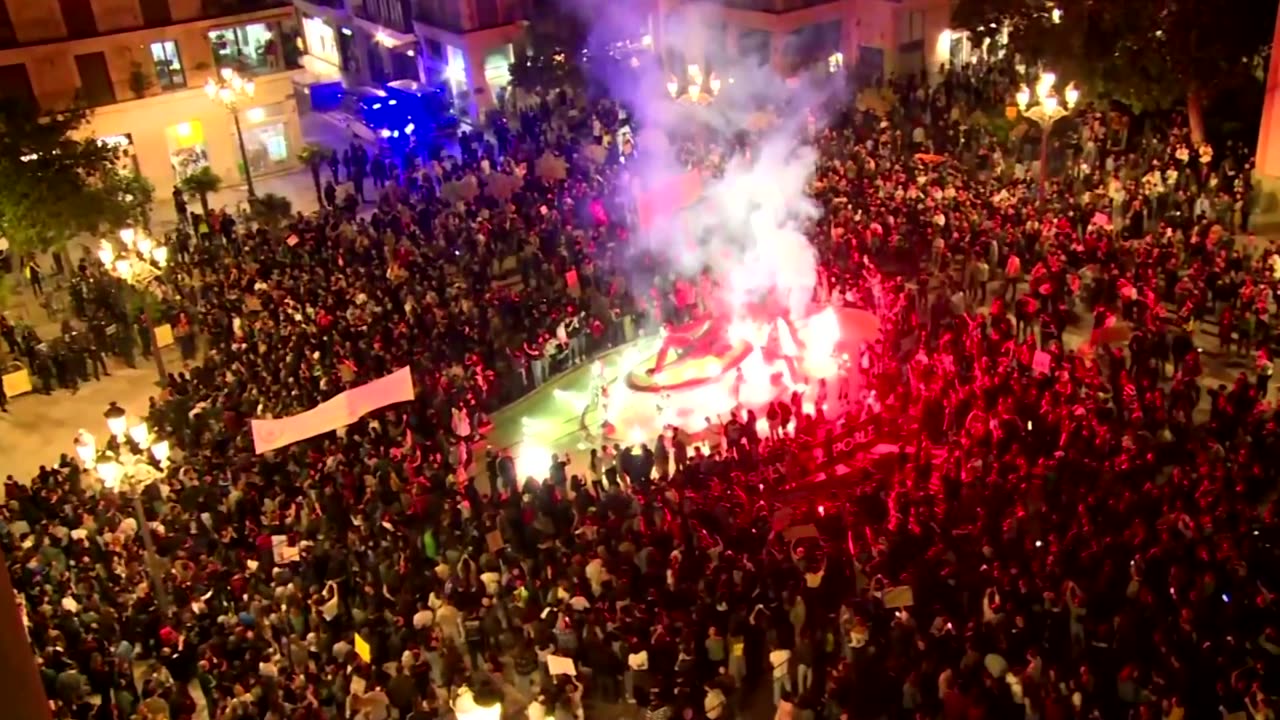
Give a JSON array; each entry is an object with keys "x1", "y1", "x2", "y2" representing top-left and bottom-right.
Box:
[{"x1": 558, "y1": 0, "x2": 842, "y2": 320}]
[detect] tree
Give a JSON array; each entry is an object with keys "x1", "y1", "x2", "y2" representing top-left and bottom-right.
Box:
[
  {"x1": 128, "y1": 62, "x2": 155, "y2": 99},
  {"x1": 950, "y1": 0, "x2": 1276, "y2": 143},
  {"x1": 179, "y1": 166, "x2": 223, "y2": 218},
  {"x1": 0, "y1": 100, "x2": 150, "y2": 256},
  {"x1": 248, "y1": 193, "x2": 292, "y2": 233},
  {"x1": 297, "y1": 142, "x2": 328, "y2": 208}
]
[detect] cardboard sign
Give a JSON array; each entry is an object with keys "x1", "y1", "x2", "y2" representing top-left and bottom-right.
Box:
[
  {"x1": 547, "y1": 654, "x2": 577, "y2": 676},
  {"x1": 783, "y1": 524, "x2": 819, "y2": 542},
  {"x1": 565, "y1": 269, "x2": 581, "y2": 298},
  {"x1": 1032, "y1": 351, "x2": 1052, "y2": 376},
  {"x1": 354, "y1": 633, "x2": 371, "y2": 663},
  {"x1": 485, "y1": 530, "x2": 504, "y2": 553},
  {"x1": 883, "y1": 586, "x2": 915, "y2": 608},
  {"x1": 270, "y1": 535, "x2": 289, "y2": 563},
  {"x1": 153, "y1": 324, "x2": 175, "y2": 348},
  {"x1": 286, "y1": 234, "x2": 300, "y2": 247}
]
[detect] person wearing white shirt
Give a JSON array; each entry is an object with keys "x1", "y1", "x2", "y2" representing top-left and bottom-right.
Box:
[
  {"x1": 704, "y1": 684, "x2": 726, "y2": 719},
  {"x1": 412, "y1": 601, "x2": 434, "y2": 630},
  {"x1": 769, "y1": 647, "x2": 792, "y2": 706},
  {"x1": 625, "y1": 648, "x2": 648, "y2": 703}
]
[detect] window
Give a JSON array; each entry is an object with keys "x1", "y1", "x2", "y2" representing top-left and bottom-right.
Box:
[
  {"x1": 58, "y1": 0, "x2": 98, "y2": 38},
  {"x1": 0, "y1": 0, "x2": 15, "y2": 48},
  {"x1": 209, "y1": 22, "x2": 282, "y2": 75},
  {"x1": 150, "y1": 41, "x2": 186, "y2": 90},
  {"x1": 74, "y1": 52, "x2": 117, "y2": 107},
  {"x1": 139, "y1": 0, "x2": 172, "y2": 27},
  {"x1": 0, "y1": 63, "x2": 36, "y2": 109}
]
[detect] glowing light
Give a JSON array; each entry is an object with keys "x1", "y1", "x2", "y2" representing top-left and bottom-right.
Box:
[
  {"x1": 245, "y1": 107, "x2": 266, "y2": 123},
  {"x1": 515, "y1": 443, "x2": 553, "y2": 480},
  {"x1": 444, "y1": 62, "x2": 465, "y2": 83},
  {"x1": 404, "y1": 122, "x2": 415, "y2": 134},
  {"x1": 379, "y1": 128, "x2": 391, "y2": 138},
  {"x1": 175, "y1": 122, "x2": 192, "y2": 138}
]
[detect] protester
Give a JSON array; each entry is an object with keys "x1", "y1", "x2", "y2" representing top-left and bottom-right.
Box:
[{"x1": 7, "y1": 57, "x2": 1280, "y2": 720}]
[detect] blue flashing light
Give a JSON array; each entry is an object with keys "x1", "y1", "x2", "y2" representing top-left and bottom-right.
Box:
[
  {"x1": 340, "y1": 27, "x2": 353, "y2": 36},
  {"x1": 404, "y1": 122, "x2": 415, "y2": 134},
  {"x1": 392, "y1": 130, "x2": 400, "y2": 138},
  {"x1": 379, "y1": 128, "x2": 391, "y2": 138},
  {"x1": 372, "y1": 102, "x2": 382, "y2": 109},
  {"x1": 388, "y1": 99, "x2": 397, "y2": 105}
]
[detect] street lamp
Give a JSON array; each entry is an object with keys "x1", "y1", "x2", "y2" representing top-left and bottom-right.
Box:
[
  {"x1": 74, "y1": 408, "x2": 172, "y2": 613},
  {"x1": 99, "y1": 228, "x2": 170, "y2": 384},
  {"x1": 205, "y1": 67, "x2": 257, "y2": 198},
  {"x1": 667, "y1": 63, "x2": 721, "y2": 104},
  {"x1": 1014, "y1": 71, "x2": 1079, "y2": 189}
]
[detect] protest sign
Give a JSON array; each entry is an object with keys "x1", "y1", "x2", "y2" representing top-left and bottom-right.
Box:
[
  {"x1": 486, "y1": 530, "x2": 504, "y2": 553},
  {"x1": 565, "y1": 269, "x2": 580, "y2": 297},
  {"x1": 547, "y1": 654, "x2": 577, "y2": 676},
  {"x1": 286, "y1": 234, "x2": 300, "y2": 247},
  {"x1": 251, "y1": 367, "x2": 415, "y2": 453},
  {"x1": 1032, "y1": 351, "x2": 1052, "y2": 375},
  {"x1": 536, "y1": 153, "x2": 568, "y2": 182},
  {"x1": 784, "y1": 524, "x2": 819, "y2": 542},
  {"x1": 153, "y1": 324, "x2": 175, "y2": 348},
  {"x1": 355, "y1": 633, "x2": 371, "y2": 663},
  {"x1": 883, "y1": 586, "x2": 915, "y2": 608}
]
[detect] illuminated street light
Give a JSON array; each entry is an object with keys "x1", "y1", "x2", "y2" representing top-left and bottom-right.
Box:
[
  {"x1": 98, "y1": 229, "x2": 170, "y2": 383},
  {"x1": 205, "y1": 67, "x2": 258, "y2": 197},
  {"x1": 74, "y1": 406, "x2": 173, "y2": 612},
  {"x1": 667, "y1": 63, "x2": 721, "y2": 104},
  {"x1": 1014, "y1": 71, "x2": 1079, "y2": 189}
]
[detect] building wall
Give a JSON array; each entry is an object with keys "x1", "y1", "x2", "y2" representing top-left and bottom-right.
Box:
[
  {"x1": 0, "y1": 3, "x2": 304, "y2": 193},
  {"x1": 84, "y1": 72, "x2": 303, "y2": 194},
  {"x1": 7, "y1": 0, "x2": 67, "y2": 44},
  {"x1": 92, "y1": 0, "x2": 146, "y2": 34},
  {"x1": 660, "y1": 0, "x2": 950, "y2": 81}
]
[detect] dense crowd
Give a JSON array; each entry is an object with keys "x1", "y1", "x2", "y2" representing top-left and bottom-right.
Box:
[{"x1": 6, "y1": 56, "x2": 1280, "y2": 720}]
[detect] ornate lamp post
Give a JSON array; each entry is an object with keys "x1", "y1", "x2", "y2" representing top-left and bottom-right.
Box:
[
  {"x1": 205, "y1": 68, "x2": 257, "y2": 198},
  {"x1": 75, "y1": 410, "x2": 173, "y2": 613},
  {"x1": 666, "y1": 63, "x2": 721, "y2": 104},
  {"x1": 1014, "y1": 72, "x2": 1079, "y2": 190},
  {"x1": 98, "y1": 227, "x2": 169, "y2": 384}
]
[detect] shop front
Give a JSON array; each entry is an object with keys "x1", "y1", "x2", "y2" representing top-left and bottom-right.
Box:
[
  {"x1": 236, "y1": 104, "x2": 293, "y2": 179},
  {"x1": 82, "y1": 73, "x2": 304, "y2": 196}
]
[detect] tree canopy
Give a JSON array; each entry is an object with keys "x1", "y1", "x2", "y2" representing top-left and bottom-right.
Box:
[
  {"x1": 950, "y1": 0, "x2": 1276, "y2": 141},
  {"x1": 0, "y1": 99, "x2": 154, "y2": 255}
]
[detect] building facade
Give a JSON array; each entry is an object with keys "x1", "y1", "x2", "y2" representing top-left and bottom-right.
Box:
[
  {"x1": 649, "y1": 0, "x2": 957, "y2": 84},
  {"x1": 0, "y1": 0, "x2": 306, "y2": 196},
  {"x1": 293, "y1": 0, "x2": 526, "y2": 116}
]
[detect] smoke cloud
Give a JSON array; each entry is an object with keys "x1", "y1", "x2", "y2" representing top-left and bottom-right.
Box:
[{"x1": 562, "y1": 0, "x2": 842, "y2": 320}]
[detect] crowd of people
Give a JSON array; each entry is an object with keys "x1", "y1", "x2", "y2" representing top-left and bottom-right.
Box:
[{"x1": 7, "y1": 54, "x2": 1280, "y2": 720}]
